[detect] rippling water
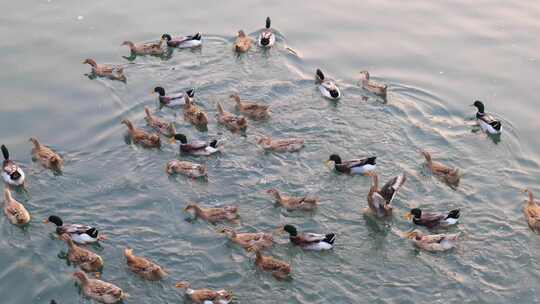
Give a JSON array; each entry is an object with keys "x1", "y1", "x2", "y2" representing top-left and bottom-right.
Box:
[{"x1": 2, "y1": 1, "x2": 540, "y2": 303}]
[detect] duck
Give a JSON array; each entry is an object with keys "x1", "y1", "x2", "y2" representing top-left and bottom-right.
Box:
[
  {"x1": 315, "y1": 69, "x2": 341, "y2": 100},
  {"x1": 404, "y1": 230, "x2": 459, "y2": 252},
  {"x1": 175, "y1": 281, "x2": 233, "y2": 304},
  {"x1": 257, "y1": 136, "x2": 304, "y2": 153},
  {"x1": 230, "y1": 93, "x2": 269, "y2": 120},
  {"x1": 472, "y1": 100, "x2": 502, "y2": 134},
  {"x1": 219, "y1": 227, "x2": 274, "y2": 251},
  {"x1": 258, "y1": 17, "x2": 276, "y2": 47},
  {"x1": 183, "y1": 92, "x2": 209, "y2": 127},
  {"x1": 172, "y1": 134, "x2": 220, "y2": 156},
  {"x1": 184, "y1": 203, "x2": 239, "y2": 224},
  {"x1": 29, "y1": 137, "x2": 63, "y2": 172},
  {"x1": 121, "y1": 38, "x2": 166, "y2": 56},
  {"x1": 358, "y1": 71, "x2": 387, "y2": 100},
  {"x1": 217, "y1": 102, "x2": 247, "y2": 133},
  {"x1": 3, "y1": 188, "x2": 30, "y2": 226},
  {"x1": 365, "y1": 172, "x2": 406, "y2": 217},
  {"x1": 523, "y1": 189, "x2": 540, "y2": 233},
  {"x1": 121, "y1": 119, "x2": 161, "y2": 148},
  {"x1": 254, "y1": 250, "x2": 291, "y2": 280},
  {"x1": 405, "y1": 208, "x2": 460, "y2": 229},
  {"x1": 124, "y1": 248, "x2": 167, "y2": 281},
  {"x1": 144, "y1": 106, "x2": 176, "y2": 137},
  {"x1": 281, "y1": 224, "x2": 335, "y2": 251},
  {"x1": 326, "y1": 154, "x2": 376, "y2": 175},
  {"x1": 234, "y1": 30, "x2": 252, "y2": 53},
  {"x1": 73, "y1": 271, "x2": 127, "y2": 304},
  {"x1": 1, "y1": 145, "x2": 26, "y2": 187},
  {"x1": 421, "y1": 151, "x2": 460, "y2": 186},
  {"x1": 44, "y1": 215, "x2": 105, "y2": 244},
  {"x1": 162, "y1": 32, "x2": 202, "y2": 48},
  {"x1": 61, "y1": 234, "x2": 103, "y2": 273},
  {"x1": 154, "y1": 87, "x2": 193, "y2": 108},
  {"x1": 266, "y1": 188, "x2": 318, "y2": 211},
  {"x1": 166, "y1": 160, "x2": 207, "y2": 178},
  {"x1": 82, "y1": 58, "x2": 126, "y2": 81}
]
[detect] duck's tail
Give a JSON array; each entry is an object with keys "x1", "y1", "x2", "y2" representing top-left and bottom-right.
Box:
[
  {"x1": 446, "y1": 209, "x2": 460, "y2": 219},
  {"x1": 366, "y1": 156, "x2": 377, "y2": 165},
  {"x1": 324, "y1": 233, "x2": 336, "y2": 245},
  {"x1": 1, "y1": 144, "x2": 9, "y2": 160},
  {"x1": 209, "y1": 139, "x2": 218, "y2": 148},
  {"x1": 492, "y1": 121, "x2": 502, "y2": 131}
]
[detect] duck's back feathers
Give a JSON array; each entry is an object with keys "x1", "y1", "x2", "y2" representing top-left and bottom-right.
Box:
[{"x1": 379, "y1": 173, "x2": 406, "y2": 204}]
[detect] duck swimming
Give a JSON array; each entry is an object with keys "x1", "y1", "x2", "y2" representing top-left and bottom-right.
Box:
[
  {"x1": 184, "y1": 203, "x2": 239, "y2": 224},
  {"x1": 219, "y1": 227, "x2": 275, "y2": 251},
  {"x1": 162, "y1": 32, "x2": 202, "y2": 48},
  {"x1": 44, "y1": 215, "x2": 106, "y2": 244},
  {"x1": 405, "y1": 230, "x2": 459, "y2": 252},
  {"x1": 281, "y1": 224, "x2": 335, "y2": 251},
  {"x1": 83, "y1": 58, "x2": 126, "y2": 82},
  {"x1": 365, "y1": 172, "x2": 406, "y2": 217},
  {"x1": 121, "y1": 119, "x2": 161, "y2": 148},
  {"x1": 217, "y1": 102, "x2": 247, "y2": 133},
  {"x1": 523, "y1": 189, "x2": 540, "y2": 233},
  {"x1": 29, "y1": 137, "x2": 64, "y2": 172},
  {"x1": 144, "y1": 107, "x2": 176, "y2": 137},
  {"x1": 405, "y1": 208, "x2": 460, "y2": 229},
  {"x1": 234, "y1": 30, "x2": 252, "y2": 53},
  {"x1": 73, "y1": 271, "x2": 127, "y2": 304},
  {"x1": 1, "y1": 145, "x2": 25, "y2": 187},
  {"x1": 61, "y1": 234, "x2": 103, "y2": 273},
  {"x1": 421, "y1": 151, "x2": 460, "y2": 186},
  {"x1": 183, "y1": 92, "x2": 209, "y2": 127},
  {"x1": 315, "y1": 69, "x2": 341, "y2": 100},
  {"x1": 359, "y1": 71, "x2": 387, "y2": 100},
  {"x1": 257, "y1": 136, "x2": 304, "y2": 153},
  {"x1": 166, "y1": 160, "x2": 207, "y2": 178},
  {"x1": 3, "y1": 188, "x2": 30, "y2": 226},
  {"x1": 266, "y1": 188, "x2": 318, "y2": 211},
  {"x1": 154, "y1": 87, "x2": 193, "y2": 108},
  {"x1": 326, "y1": 154, "x2": 376, "y2": 175},
  {"x1": 173, "y1": 134, "x2": 220, "y2": 156},
  {"x1": 230, "y1": 93, "x2": 270, "y2": 120},
  {"x1": 258, "y1": 17, "x2": 275, "y2": 47},
  {"x1": 175, "y1": 281, "x2": 233, "y2": 304},
  {"x1": 254, "y1": 250, "x2": 291, "y2": 280},
  {"x1": 124, "y1": 248, "x2": 167, "y2": 281},
  {"x1": 472, "y1": 100, "x2": 502, "y2": 134},
  {"x1": 121, "y1": 38, "x2": 166, "y2": 56}
]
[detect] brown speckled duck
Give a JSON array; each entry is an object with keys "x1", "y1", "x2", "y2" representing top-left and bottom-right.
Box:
[
  {"x1": 121, "y1": 38, "x2": 166, "y2": 56},
  {"x1": 257, "y1": 136, "x2": 304, "y2": 153},
  {"x1": 422, "y1": 151, "x2": 460, "y2": 187},
  {"x1": 230, "y1": 94, "x2": 269, "y2": 120},
  {"x1": 359, "y1": 71, "x2": 387, "y2": 100},
  {"x1": 266, "y1": 188, "x2": 318, "y2": 211},
  {"x1": 523, "y1": 189, "x2": 540, "y2": 233},
  {"x1": 124, "y1": 248, "x2": 167, "y2": 281},
  {"x1": 62, "y1": 234, "x2": 103, "y2": 273},
  {"x1": 219, "y1": 227, "x2": 275, "y2": 251},
  {"x1": 83, "y1": 58, "x2": 126, "y2": 81},
  {"x1": 166, "y1": 160, "x2": 207, "y2": 178},
  {"x1": 73, "y1": 271, "x2": 127, "y2": 304},
  {"x1": 121, "y1": 119, "x2": 161, "y2": 148},
  {"x1": 3, "y1": 188, "x2": 30, "y2": 226},
  {"x1": 234, "y1": 30, "x2": 252, "y2": 53},
  {"x1": 144, "y1": 107, "x2": 176, "y2": 137},
  {"x1": 405, "y1": 230, "x2": 459, "y2": 252},
  {"x1": 183, "y1": 93, "x2": 208, "y2": 127},
  {"x1": 29, "y1": 137, "x2": 63, "y2": 172},
  {"x1": 217, "y1": 102, "x2": 247, "y2": 133},
  {"x1": 184, "y1": 203, "x2": 239, "y2": 224},
  {"x1": 175, "y1": 281, "x2": 233, "y2": 304},
  {"x1": 254, "y1": 250, "x2": 291, "y2": 280}
]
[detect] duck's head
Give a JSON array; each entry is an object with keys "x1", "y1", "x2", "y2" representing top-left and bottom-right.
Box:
[
  {"x1": 473, "y1": 100, "x2": 485, "y2": 113},
  {"x1": 359, "y1": 70, "x2": 370, "y2": 81},
  {"x1": 238, "y1": 30, "x2": 246, "y2": 38},
  {"x1": 219, "y1": 227, "x2": 236, "y2": 238},
  {"x1": 173, "y1": 134, "x2": 188, "y2": 144},
  {"x1": 405, "y1": 230, "x2": 423, "y2": 240},
  {"x1": 184, "y1": 203, "x2": 200, "y2": 215},
  {"x1": 73, "y1": 271, "x2": 88, "y2": 284},
  {"x1": 257, "y1": 136, "x2": 271, "y2": 146},
  {"x1": 315, "y1": 69, "x2": 325, "y2": 82},
  {"x1": 175, "y1": 281, "x2": 191, "y2": 289},
  {"x1": 44, "y1": 215, "x2": 63, "y2": 226},
  {"x1": 82, "y1": 58, "x2": 97, "y2": 67},
  {"x1": 266, "y1": 188, "x2": 279, "y2": 197},
  {"x1": 405, "y1": 208, "x2": 421, "y2": 220},
  {"x1": 121, "y1": 41, "x2": 134, "y2": 48},
  {"x1": 327, "y1": 154, "x2": 342, "y2": 165},
  {"x1": 161, "y1": 34, "x2": 172, "y2": 42},
  {"x1": 265, "y1": 17, "x2": 272, "y2": 29},
  {"x1": 283, "y1": 224, "x2": 298, "y2": 236},
  {"x1": 153, "y1": 87, "x2": 166, "y2": 96}
]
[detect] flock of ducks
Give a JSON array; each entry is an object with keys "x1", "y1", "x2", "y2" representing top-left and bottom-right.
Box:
[{"x1": 1, "y1": 16, "x2": 533, "y2": 304}]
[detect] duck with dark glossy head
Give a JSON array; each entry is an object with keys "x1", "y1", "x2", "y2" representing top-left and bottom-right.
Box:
[
  {"x1": 405, "y1": 208, "x2": 460, "y2": 229},
  {"x1": 472, "y1": 100, "x2": 502, "y2": 134},
  {"x1": 153, "y1": 87, "x2": 194, "y2": 108},
  {"x1": 326, "y1": 154, "x2": 376, "y2": 175},
  {"x1": 173, "y1": 134, "x2": 220, "y2": 156},
  {"x1": 44, "y1": 214, "x2": 106, "y2": 244},
  {"x1": 162, "y1": 32, "x2": 202, "y2": 48},
  {"x1": 315, "y1": 68, "x2": 341, "y2": 100},
  {"x1": 1, "y1": 144, "x2": 25, "y2": 187},
  {"x1": 281, "y1": 224, "x2": 335, "y2": 250},
  {"x1": 258, "y1": 17, "x2": 275, "y2": 47}
]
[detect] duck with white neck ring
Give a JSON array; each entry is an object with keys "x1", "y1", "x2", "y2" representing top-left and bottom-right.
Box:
[
  {"x1": 44, "y1": 215, "x2": 106, "y2": 244},
  {"x1": 1, "y1": 145, "x2": 26, "y2": 187},
  {"x1": 281, "y1": 224, "x2": 335, "y2": 251},
  {"x1": 325, "y1": 154, "x2": 376, "y2": 175},
  {"x1": 472, "y1": 100, "x2": 502, "y2": 134},
  {"x1": 258, "y1": 17, "x2": 275, "y2": 47},
  {"x1": 405, "y1": 208, "x2": 460, "y2": 229},
  {"x1": 162, "y1": 32, "x2": 202, "y2": 48},
  {"x1": 315, "y1": 68, "x2": 341, "y2": 100},
  {"x1": 153, "y1": 87, "x2": 193, "y2": 108},
  {"x1": 173, "y1": 134, "x2": 220, "y2": 156},
  {"x1": 175, "y1": 281, "x2": 233, "y2": 304}
]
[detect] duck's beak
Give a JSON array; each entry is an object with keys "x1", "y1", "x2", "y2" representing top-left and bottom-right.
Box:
[
  {"x1": 273, "y1": 226, "x2": 285, "y2": 235},
  {"x1": 324, "y1": 160, "x2": 332, "y2": 168},
  {"x1": 168, "y1": 137, "x2": 176, "y2": 144},
  {"x1": 43, "y1": 219, "x2": 50, "y2": 224},
  {"x1": 404, "y1": 212, "x2": 413, "y2": 220}
]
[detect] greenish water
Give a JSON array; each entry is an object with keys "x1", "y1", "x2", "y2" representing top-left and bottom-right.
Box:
[{"x1": 2, "y1": 1, "x2": 540, "y2": 303}]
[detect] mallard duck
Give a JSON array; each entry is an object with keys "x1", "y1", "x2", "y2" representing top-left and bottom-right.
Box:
[
  {"x1": 162, "y1": 32, "x2": 202, "y2": 48},
  {"x1": 421, "y1": 151, "x2": 460, "y2": 186},
  {"x1": 217, "y1": 102, "x2": 247, "y2": 133},
  {"x1": 184, "y1": 203, "x2": 239, "y2": 224},
  {"x1": 121, "y1": 38, "x2": 166, "y2": 56},
  {"x1": 230, "y1": 94, "x2": 269, "y2": 120},
  {"x1": 184, "y1": 93, "x2": 209, "y2": 127},
  {"x1": 254, "y1": 250, "x2": 291, "y2": 280},
  {"x1": 326, "y1": 154, "x2": 376, "y2": 175},
  {"x1": 73, "y1": 271, "x2": 127, "y2": 304},
  {"x1": 281, "y1": 224, "x2": 335, "y2": 251},
  {"x1": 175, "y1": 281, "x2": 233, "y2": 304},
  {"x1": 144, "y1": 107, "x2": 176, "y2": 137},
  {"x1": 45, "y1": 215, "x2": 105, "y2": 244},
  {"x1": 29, "y1": 137, "x2": 63, "y2": 172},
  {"x1": 472, "y1": 100, "x2": 502, "y2": 134},
  {"x1": 405, "y1": 208, "x2": 460, "y2": 229},
  {"x1": 365, "y1": 172, "x2": 406, "y2": 217},
  {"x1": 234, "y1": 30, "x2": 252, "y2": 53},
  {"x1": 405, "y1": 230, "x2": 459, "y2": 252},
  {"x1": 61, "y1": 234, "x2": 103, "y2": 273},
  {"x1": 257, "y1": 136, "x2": 304, "y2": 153},
  {"x1": 315, "y1": 69, "x2": 341, "y2": 100},
  {"x1": 523, "y1": 189, "x2": 540, "y2": 233},
  {"x1": 3, "y1": 188, "x2": 30, "y2": 226},
  {"x1": 258, "y1": 17, "x2": 275, "y2": 47},
  {"x1": 124, "y1": 248, "x2": 167, "y2": 281},
  {"x1": 1, "y1": 145, "x2": 25, "y2": 187},
  {"x1": 154, "y1": 87, "x2": 193, "y2": 108},
  {"x1": 83, "y1": 58, "x2": 126, "y2": 81},
  {"x1": 359, "y1": 71, "x2": 387, "y2": 100},
  {"x1": 219, "y1": 227, "x2": 274, "y2": 251},
  {"x1": 173, "y1": 134, "x2": 220, "y2": 156},
  {"x1": 121, "y1": 119, "x2": 161, "y2": 148},
  {"x1": 166, "y1": 160, "x2": 207, "y2": 178},
  {"x1": 266, "y1": 188, "x2": 318, "y2": 211}
]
